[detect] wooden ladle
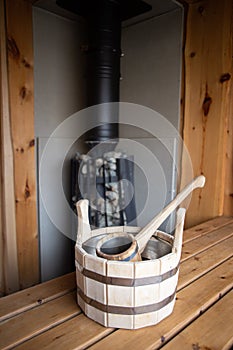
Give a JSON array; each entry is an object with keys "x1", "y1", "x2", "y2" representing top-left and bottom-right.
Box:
[{"x1": 95, "y1": 175, "x2": 206, "y2": 261}]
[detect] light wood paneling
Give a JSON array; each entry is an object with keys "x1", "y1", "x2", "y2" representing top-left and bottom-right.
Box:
[
  {"x1": 5, "y1": 0, "x2": 39, "y2": 289},
  {"x1": 181, "y1": 0, "x2": 233, "y2": 227},
  {"x1": 0, "y1": 0, "x2": 4, "y2": 296},
  {"x1": 0, "y1": 115, "x2": 2, "y2": 297},
  {"x1": 0, "y1": 75, "x2": 3, "y2": 297},
  {"x1": 0, "y1": 0, "x2": 232, "y2": 293},
  {"x1": 224, "y1": 77, "x2": 233, "y2": 215},
  {"x1": 0, "y1": 0, "x2": 19, "y2": 294}
]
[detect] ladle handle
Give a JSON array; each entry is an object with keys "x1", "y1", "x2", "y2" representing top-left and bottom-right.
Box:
[
  {"x1": 136, "y1": 175, "x2": 206, "y2": 254},
  {"x1": 173, "y1": 207, "x2": 186, "y2": 259},
  {"x1": 76, "y1": 199, "x2": 91, "y2": 246}
]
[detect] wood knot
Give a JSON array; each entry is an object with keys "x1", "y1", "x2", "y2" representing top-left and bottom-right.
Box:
[
  {"x1": 190, "y1": 52, "x2": 196, "y2": 58},
  {"x1": 219, "y1": 73, "x2": 231, "y2": 83},
  {"x1": 19, "y1": 86, "x2": 27, "y2": 100},
  {"x1": 202, "y1": 92, "x2": 212, "y2": 116},
  {"x1": 19, "y1": 86, "x2": 31, "y2": 102},
  {"x1": 192, "y1": 344, "x2": 201, "y2": 350},
  {"x1": 24, "y1": 179, "x2": 31, "y2": 200},
  {"x1": 7, "y1": 37, "x2": 20, "y2": 60},
  {"x1": 16, "y1": 147, "x2": 24, "y2": 153},
  {"x1": 161, "y1": 336, "x2": 165, "y2": 343},
  {"x1": 22, "y1": 58, "x2": 31, "y2": 68},
  {"x1": 29, "y1": 139, "x2": 35, "y2": 147}
]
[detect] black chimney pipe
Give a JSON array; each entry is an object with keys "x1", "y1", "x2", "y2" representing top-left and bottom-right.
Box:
[
  {"x1": 57, "y1": 0, "x2": 151, "y2": 143},
  {"x1": 85, "y1": 0, "x2": 121, "y2": 142}
]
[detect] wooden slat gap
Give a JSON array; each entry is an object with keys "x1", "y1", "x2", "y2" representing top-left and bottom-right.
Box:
[
  {"x1": 84, "y1": 329, "x2": 118, "y2": 350},
  {"x1": 0, "y1": 291, "x2": 81, "y2": 349},
  {"x1": 0, "y1": 272, "x2": 76, "y2": 322},
  {"x1": 178, "y1": 253, "x2": 233, "y2": 292},
  {"x1": 181, "y1": 232, "x2": 233, "y2": 263},
  {"x1": 178, "y1": 235, "x2": 233, "y2": 290},
  {"x1": 12, "y1": 312, "x2": 82, "y2": 350},
  {"x1": 0, "y1": 285, "x2": 77, "y2": 323},
  {"x1": 162, "y1": 288, "x2": 233, "y2": 350},
  {"x1": 183, "y1": 216, "x2": 233, "y2": 244},
  {"x1": 181, "y1": 225, "x2": 233, "y2": 263}
]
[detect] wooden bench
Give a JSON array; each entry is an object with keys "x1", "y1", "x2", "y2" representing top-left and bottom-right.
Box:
[{"x1": 0, "y1": 216, "x2": 233, "y2": 349}]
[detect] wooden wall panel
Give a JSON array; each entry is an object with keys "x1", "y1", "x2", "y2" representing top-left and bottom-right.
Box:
[
  {"x1": 0, "y1": 113, "x2": 3, "y2": 296},
  {"x1": 181, "y1": 0, "x2": 233, "y2": 227},
  {"x1": 5, "y1": 0, "x2": 39, "y2": 289},
  {"x1": 223, "y1": 9, "x2": 233, "y2": 215},
  {"x1": 0, "y1": 0, "x2": 19, "y2": 294},
  {"x1": 223, "y1": 78, "x2": 233, "y2": 215}
]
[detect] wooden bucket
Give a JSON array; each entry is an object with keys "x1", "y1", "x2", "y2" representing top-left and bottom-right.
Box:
[{"x1": 75, "y1": 203, "x2": 185, "y2": 329}]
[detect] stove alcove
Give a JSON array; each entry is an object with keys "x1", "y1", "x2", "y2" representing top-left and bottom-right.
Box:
[{"x1": 33, "y1": 0, "x2": 184, "y2": 281}]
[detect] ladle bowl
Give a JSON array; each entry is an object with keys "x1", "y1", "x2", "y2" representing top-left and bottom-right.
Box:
[
  {"x1": 96, "y1": 233, "x2": 141, "y2": 261},
  {"x1": 82, "y1": 230, "x2": 172, "y2": 260}
]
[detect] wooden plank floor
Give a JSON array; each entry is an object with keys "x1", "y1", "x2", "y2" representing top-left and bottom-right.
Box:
[
  {"x1": 0, "y1": 217, "x2": 232, "y2": 350},
  {"x1": 162, "y1": 290, "x2": 233, "y2": 350},
  {"x1": 0, "y1": 273, "x2": 76, "y2": 322}
]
